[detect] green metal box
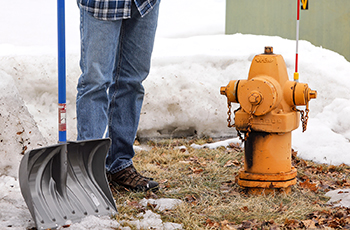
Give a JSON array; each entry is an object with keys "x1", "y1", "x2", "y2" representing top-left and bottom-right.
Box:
[{"x1": 225, "y1": 0, "x2": 350, "y2": 61}]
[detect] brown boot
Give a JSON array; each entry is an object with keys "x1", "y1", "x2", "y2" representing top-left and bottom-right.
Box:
[{"x1": 108, "y1": 165, "x2": 159, "y2": 192}]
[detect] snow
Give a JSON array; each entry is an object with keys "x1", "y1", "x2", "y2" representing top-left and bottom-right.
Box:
[
  {"x1": 325, "y1": 189, "x2": 350, "y2": 208},
  {"x1": 139, "y1": 198, "x2": 183, "y2": 212},
  {"x1": 0, "y1": 0, "x2": 350, "y2": 229},
  {"x1": 191, "y1": 138, "x2": 241, "y2": 150},
  {"x1": 122, "y1": 210, "x2": 182, "y2": 230}
]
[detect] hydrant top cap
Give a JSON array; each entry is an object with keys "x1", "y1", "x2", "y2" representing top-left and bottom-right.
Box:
[{"x1": 264, "y1": 46, "x2": 273, "y2": 54}]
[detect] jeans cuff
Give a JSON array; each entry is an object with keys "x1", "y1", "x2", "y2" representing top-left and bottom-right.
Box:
[{"x1": 108, "y1": 161, "x2": 133, "y2": 175}]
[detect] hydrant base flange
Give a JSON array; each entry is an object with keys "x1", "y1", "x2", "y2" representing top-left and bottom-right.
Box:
[
  {"x1": 240, "y1": 187, "x2": 293, "y2": 195},
  {"x1": 237, "y1": 167, "x2": 297, "y2": 193}
]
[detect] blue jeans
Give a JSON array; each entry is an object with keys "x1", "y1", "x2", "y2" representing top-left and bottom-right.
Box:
[{"x1": 76, "y1": 1, "x2": 159, "y2": 174}]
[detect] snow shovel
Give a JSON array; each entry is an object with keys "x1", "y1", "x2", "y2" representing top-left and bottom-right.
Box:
[{"x1": 19, "y1": 0, "x2": 117, "y2": 229}]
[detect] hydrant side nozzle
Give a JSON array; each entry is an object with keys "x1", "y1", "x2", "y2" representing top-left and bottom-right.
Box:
[
  {"x1": 238, "y1": 76, "x2": 281, "y2": 116},
  {"x1": 220, "y1": 80, "x2": 240, "y2": 103},
  {"x1": 283, "y1": 81, "x2": 297, "y2": 107},
  {"x1": 293, "y1": 83, "x2": 317, "y2": 106}
]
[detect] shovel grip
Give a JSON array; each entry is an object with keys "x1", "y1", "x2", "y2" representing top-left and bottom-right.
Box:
[{"x1": 59, "y1": 103, "x2": 67, "y2": 142}]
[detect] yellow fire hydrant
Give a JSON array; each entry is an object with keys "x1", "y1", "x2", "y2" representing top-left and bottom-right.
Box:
[{"x1": 220, "y1": 47, "x2": 317, "y2": 194}]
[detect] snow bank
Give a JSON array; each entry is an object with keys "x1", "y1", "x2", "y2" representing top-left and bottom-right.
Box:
[{"x1": 0, "y1": 70, "x2": 46, "y2": 177}]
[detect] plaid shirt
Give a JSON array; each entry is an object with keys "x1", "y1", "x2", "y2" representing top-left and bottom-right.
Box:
[{"x1": 78, "y1": 0, "x2": 158, "y2": 20}]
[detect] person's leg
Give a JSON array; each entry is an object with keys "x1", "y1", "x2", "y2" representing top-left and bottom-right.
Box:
[
  {"x1": 76, "y1": 7, "x2": 122, "y2": 140},
  {"x1": 105, "y1": 1, "x2": 160, "y2": 174}
]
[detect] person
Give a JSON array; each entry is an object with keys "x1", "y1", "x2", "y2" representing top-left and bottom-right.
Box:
[{"x1": 76, "y1": 0, "x2": 160, "y2": 192}]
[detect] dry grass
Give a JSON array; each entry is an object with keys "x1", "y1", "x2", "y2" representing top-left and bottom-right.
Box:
[{"x1": 111, "y1": 138, "x2": 350, "y2": 229}]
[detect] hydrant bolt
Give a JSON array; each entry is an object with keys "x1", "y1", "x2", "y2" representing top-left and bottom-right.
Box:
[
  {"x1": 248, "y1": 91, "x2": 262, "y2": 105},
  {"x1": 264, "y1": 46, "x2": 273, "y2": 54}
]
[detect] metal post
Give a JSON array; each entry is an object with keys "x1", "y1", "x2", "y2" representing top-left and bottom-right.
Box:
[{"x1": 294, "y1": 0, "x2": 300, "y2": 82}]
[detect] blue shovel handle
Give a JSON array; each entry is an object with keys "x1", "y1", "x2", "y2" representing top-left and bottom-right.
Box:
[{"x1": 57, "y1": 0, "x2": 66, "y2": 143}]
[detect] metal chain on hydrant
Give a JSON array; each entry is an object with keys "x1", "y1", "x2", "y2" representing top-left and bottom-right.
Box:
[
  {"x1": 293, "y1": 102, "x2": 310, "y2": 132},
  {"x1": 238, "y1": 110, "x2": 254, "y2": 142},
  {"x1": 226, "y1": 98, "x2": 235, "y2": 128},
  {"x1": 226, "y1": 99, "x2": 257, "y2": 142}
]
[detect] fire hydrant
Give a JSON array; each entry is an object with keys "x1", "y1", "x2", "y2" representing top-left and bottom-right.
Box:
[{"x1": 220, "y1": 47, "x2": 317, "y2": 194}]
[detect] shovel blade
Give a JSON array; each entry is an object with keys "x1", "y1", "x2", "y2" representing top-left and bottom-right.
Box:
[{"x1": 19, "y1": 138, "x2": 117, "y2": 229}]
